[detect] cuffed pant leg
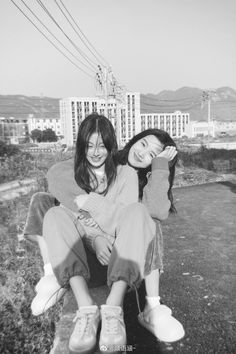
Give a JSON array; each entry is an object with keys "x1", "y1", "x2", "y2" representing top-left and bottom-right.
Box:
[
  {"x1": 43, "y1": 206, "x2": 90, "y2": 287},
  {"x1": 108, "y1": 203, "x2": 157, "y2": 288}
]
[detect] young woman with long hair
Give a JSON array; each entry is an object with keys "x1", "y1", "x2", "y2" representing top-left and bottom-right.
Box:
[{"x1": 24, "y1": 121, "x2": 184, "y2": 352}]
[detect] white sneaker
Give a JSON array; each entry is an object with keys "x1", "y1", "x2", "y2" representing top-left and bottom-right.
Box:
[
  {"x1": 31, "y1": 274, "x2": 66, "y2": 316},
  {"x1": 35, "y1": 274, "x2": 60, "y2": 293},
  {"x1": 138, "y1": 304, "x2": 185, "y2": 342},
  {"x1": 99, "y1": 305, "x2": 126, "y2": 352},
  {"x1": 69, "y1": 305, "x2": 100, "y2": 353}
]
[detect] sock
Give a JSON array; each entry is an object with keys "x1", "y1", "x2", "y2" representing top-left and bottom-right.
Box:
[
  {"x1": 43, "y1": 263, "x2": 54, "y2": 276},
  {"x1": 146, "y1": 296, "x2": 161, "y2": 309}
]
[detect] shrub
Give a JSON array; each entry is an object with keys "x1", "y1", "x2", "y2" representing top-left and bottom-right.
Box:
[
  {"x1": 0, "y1": 140, "x2": 20, "y2": 157},
  {"x1": 178, "y1": 147, "x2": 236, "y2": 172}
]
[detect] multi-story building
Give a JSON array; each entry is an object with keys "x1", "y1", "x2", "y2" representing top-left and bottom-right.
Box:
[
  {"x1": 28, "y1": 115, "x2": 62, "y2": 137},
  {"x1": 0, "y1": 117, "x2": 29, "y2": 144},
  {"x1": 60, "y1": 92, "x2": 192, "y2": 146},
  {"x1": 60, "y1": 93, "x2": 141, "y2": 146},
  {"x1": 140, "y1": 111, "x2": 190, "y2": 138}
]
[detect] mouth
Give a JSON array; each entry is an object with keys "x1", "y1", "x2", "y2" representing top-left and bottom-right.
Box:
[
  {"x1": 90, "y1": 157, "x2": 102, "y2": 162},
  {"x1": 134, "y1": 151, "x2": 142, "y2": 163}
]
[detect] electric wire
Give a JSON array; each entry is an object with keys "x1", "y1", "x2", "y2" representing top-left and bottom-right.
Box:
[
  {"x1": 54, "y1": 0, "x2": 106, "y2": 68},
  {"x1": 10, "y1": 0, "x2": 94, "y2": 79},
  {"x1": 36, "y1": 0, "x2": 98, "y2": 72},
  {"x1": 56, "y1": 0, "x2": 110, "y2": 67},
  {"x1": 18, "y1": 0, "x2": 96, "y2": 74}
]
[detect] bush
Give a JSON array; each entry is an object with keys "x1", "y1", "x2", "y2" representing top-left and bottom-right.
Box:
[
  {"x1": 178, "y1": 147, "x2": 236, "y2": 172},
  {"x1": 0, "y1": 140, "x2": 20, "y2": 157}
]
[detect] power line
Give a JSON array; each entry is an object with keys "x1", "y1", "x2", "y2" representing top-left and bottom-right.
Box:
[
  {"x1": 19, "y1": 0, "x2": 96, "y2": 74},
  {"x1": 36, "y1": 0, "x2": 98, "y2": 72},
  {"x1": 9, "y1": 0, "x2": 94, "y2": 79},
  {"x1": 56, "y1": 0, "x2": 109, "y2": 67},
  {"x1": 54, "y1": 0, "x2": 105, "y2": 68}
]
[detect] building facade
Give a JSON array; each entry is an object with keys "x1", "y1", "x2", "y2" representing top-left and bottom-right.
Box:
[
  {"x1": 28, "y1": 116, "x2": 62, "y2": 137},
  {"x1": 140, "y1": 111, "x2": 190, "y2": 138},
  {"x1": 60, "y1": 93, "x2": 141, "y2": 146},
  {"x1": 184, "y1": 120, "x2": 236, "y2": 138},
  {"x1": 0, "y1": 117, "x2": 29, "y2": 144}
]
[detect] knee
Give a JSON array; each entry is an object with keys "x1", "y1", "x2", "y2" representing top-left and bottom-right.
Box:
[
  {"x1": 44, "y1": 206, "x2": 61, "y2": 224},
  {"x1": 31, "y1": 192, "x2": 55, "y2": 209}
]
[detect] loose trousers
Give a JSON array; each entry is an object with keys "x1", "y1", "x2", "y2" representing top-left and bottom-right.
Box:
[{"x1": 43, "y1": 203, "x2": 159, "y2": 289}]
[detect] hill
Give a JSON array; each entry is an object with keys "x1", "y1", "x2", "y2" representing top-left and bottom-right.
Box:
[
  {"x1": 141, "y1": 86, "x2": 236, "y2": 121},
  {"x1": 1, "y1": 87, "x2": 236, "y2": 121},
  {"x1": 0, "y1": 95, "x2": 60, "y2": 119}
]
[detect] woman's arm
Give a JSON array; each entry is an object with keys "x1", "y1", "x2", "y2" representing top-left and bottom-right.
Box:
[
  {"x1": 142, "y1": 157, "x2": 171, "y2": 221},
  {"x1": 46, "y1": 159, "x2": 86, "y2": 212},
  {"x1": 75, "y1": 166, "x2": 139, "y2": 236}
]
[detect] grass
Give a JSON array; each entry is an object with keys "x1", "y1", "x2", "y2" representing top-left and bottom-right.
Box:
[
  {"x1": 0, "y1": 146, "x2": 235, "y2": 352},
  {"x1": 0, "y1": 150, "x2": 74, "y2": 353},
  {"x1": 0, "y1": 192, "x2": 63, "y2": 353}
]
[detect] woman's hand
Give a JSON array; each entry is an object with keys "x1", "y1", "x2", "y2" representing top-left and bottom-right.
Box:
[
  {"x1": 158, "y1": 146, "x2": 177, "y2": 162},
  {"x1": 94, "y1": 236, "x2": 113, "y2": 265},
  {"x1": 78, "y1": 214, "x2": 99, "y2": 228},
  {"x1": 74, "y1": 194, "x2": 90, "y2": 209}
]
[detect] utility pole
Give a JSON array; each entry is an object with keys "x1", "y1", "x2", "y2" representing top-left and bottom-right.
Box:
[
  {"x1": 95, "y1": 65, "x2": 124, "y2": 147},
  {"x1": 202, "y1": 89, "x2": 215, "y2": 148}
]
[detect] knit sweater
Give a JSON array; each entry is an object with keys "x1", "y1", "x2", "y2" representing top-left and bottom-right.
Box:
[{"x1": 46, "y1": 159, "x2": 139, "y2": 239}]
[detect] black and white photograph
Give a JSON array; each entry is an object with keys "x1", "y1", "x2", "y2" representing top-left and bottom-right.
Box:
[{"x1": 0, "y1": 1, "x2": 235, "y2": 353}]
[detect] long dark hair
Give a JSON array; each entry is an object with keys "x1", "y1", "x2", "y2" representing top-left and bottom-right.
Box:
[
  {"x1": 116, "y1": 129, "x2": 178, "y2": 213},
  {"x1": 74, "y1": 114, "x2": 118, "y2": 194}
]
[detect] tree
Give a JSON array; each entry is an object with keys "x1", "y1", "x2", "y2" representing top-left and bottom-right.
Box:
[
  {"x1": 41, "y1": 128, "x2": 58, "y2": 142},
  {"x1": 30, "y1": 129, "x2": 43, "y2": 143}
]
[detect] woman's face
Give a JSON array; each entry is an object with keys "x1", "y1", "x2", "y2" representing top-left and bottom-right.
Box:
[
  {"x1": 86, "y1": 132, "x2": 108, "y2": 168},
  {"x1": 128, "y1": 134, "x2": 164, "y2": 168}
]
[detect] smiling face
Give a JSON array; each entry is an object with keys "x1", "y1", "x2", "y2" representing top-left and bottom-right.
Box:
[
  {"x1": 128, "y1": 135, "x2": 164, "y2": 168},
  {"x1": 86, "y1": 132, "x2": 108, "y2": 169}
]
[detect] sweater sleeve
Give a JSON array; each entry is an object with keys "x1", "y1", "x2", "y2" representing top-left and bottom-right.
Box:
[
  {"x1": 81, "y1": 166, "x2": 139, "y2": 236},
  {"x1": 142, "y1": 157, "x2": 171, "y2": 220},
  {"x1": 46, "y1": 159, "x2": 86, "y2": 212}
]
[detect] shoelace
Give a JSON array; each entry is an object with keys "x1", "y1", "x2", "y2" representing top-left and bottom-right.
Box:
[
  {"x1": 73, "y1": 311, "x2": 94, "y2": 335},
  {"x1": 103, "y1": 313, "x2": 123, "y2": 335}
]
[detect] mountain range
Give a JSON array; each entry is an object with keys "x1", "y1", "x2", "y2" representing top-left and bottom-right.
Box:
[{"x1": 1, "y1": 86, "x2": 236, "y2": 121}]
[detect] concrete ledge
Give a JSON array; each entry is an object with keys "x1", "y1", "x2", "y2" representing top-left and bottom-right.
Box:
[{"x1": 0, "y1": 178, "x2": 38, "y2": 201}]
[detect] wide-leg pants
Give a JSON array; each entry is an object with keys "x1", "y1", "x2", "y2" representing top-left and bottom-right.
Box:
[{"x1": 43, "y1": 203, "x2": 160, "y2": 289}]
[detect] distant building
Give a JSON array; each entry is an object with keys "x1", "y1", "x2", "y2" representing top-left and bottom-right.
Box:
[
  {"x1": 0, "y1": 117, "x2": 29, "y2": 144},
  {"x1": 185, "y1": 120, "x2": 215, "y2": 138},
  {"x1": 28, "y1": 116, "x2": 62, "y2": 137},
  {"x1": 140, "y1": 111, "x2": 190, "y2": 138},
  {"x1": 213, "y1": 120, "x2": 236, "y2": 136},
  {"x1": 60, "y1": 93, "x2": 141, "y2": 146},
  {"x1": 184, "y1": 120, "x2": 236, "y2": 138}
]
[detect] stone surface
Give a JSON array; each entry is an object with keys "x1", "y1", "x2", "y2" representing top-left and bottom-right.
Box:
[{"x1": 49, "y1": 181, "x2": 236, "y2": 353}]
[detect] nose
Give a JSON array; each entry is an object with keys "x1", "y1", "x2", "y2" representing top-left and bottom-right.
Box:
[
  {"x1": 138, "y1": 151, "x2": 144, "y2": 159},
  {"x1": 93, "y1": 145, "x2": 100, "y2": 155}
]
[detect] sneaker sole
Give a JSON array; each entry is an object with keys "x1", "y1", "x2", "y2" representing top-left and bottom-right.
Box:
[{"x1": 138, "y1": 313, "x2": 185, "y2": 343}]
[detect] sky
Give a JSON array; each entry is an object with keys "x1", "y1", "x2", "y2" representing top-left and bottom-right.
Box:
[{"x1": 0, "y1": 0, "x2": 236, "y2": 98}]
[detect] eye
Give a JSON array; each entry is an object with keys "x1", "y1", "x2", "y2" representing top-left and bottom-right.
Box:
[
  {"x1": 150, "y1": 152, "x2": 156, "y2": 159},
  {"x1": 141, "y1": 140, "x2": 145, "y2": 146}
]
